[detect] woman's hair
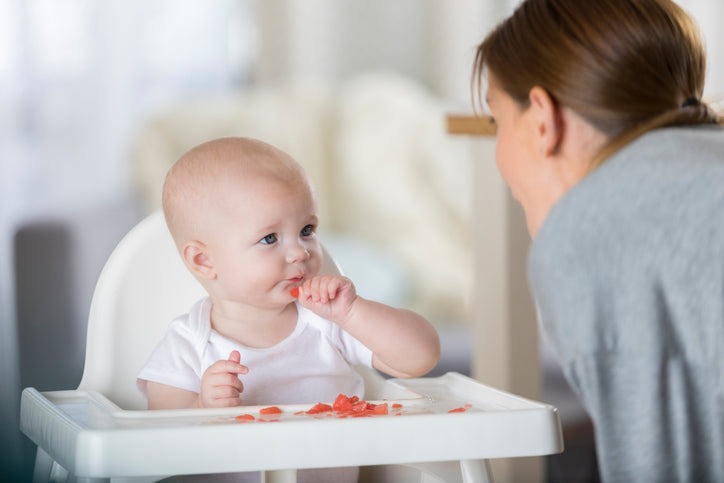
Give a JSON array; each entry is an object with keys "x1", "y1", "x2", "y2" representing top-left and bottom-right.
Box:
[{"x1": 473, "y1": 0, "x2": 720, "y2": 165}]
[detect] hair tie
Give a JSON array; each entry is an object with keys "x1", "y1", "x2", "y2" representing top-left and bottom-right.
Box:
[{"x1": 681, "y1": 97, "x2": 700, "y2": 108}]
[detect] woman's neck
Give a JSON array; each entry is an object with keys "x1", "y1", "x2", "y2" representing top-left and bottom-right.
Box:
[{"x1": 528, "y1": 108, "x2": 608, "y2": 238}]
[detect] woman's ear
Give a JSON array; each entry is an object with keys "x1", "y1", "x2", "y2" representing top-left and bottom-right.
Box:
[
  {"x1": 182, "y1": 240, "x2": 217, "y2": 280},
  {"x1": 528, "y1": 86, "x2": 563, "y2": 156}
]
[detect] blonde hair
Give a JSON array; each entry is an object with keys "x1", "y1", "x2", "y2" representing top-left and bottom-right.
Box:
[{"x1": 473, "y1": 0, "x2": 720, "y2": 167}]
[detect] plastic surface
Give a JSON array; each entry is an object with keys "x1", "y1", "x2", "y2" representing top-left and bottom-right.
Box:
[{"x1": 20, "y1": 371, "x2": 562, "y2": 479}]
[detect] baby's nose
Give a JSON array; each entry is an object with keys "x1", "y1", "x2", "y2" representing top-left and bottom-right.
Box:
[{"x1": 286, "y1": 244, "x2": 311, "y2": 264}]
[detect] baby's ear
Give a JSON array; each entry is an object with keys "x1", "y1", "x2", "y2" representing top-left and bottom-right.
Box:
[{"x1": 182, "y1": 240, "x2": 216, "y2": 280}]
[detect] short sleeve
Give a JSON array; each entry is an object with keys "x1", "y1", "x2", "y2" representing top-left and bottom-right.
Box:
[
  {"x1": 331, "y1": 324, "x2": 373, "y2": 367},
  {"x1": 297, "y1": 304, "x2": 373, "y2": 367},
  {"x1": 136, "y1": 316, "x2": 205, "y2": 397}
]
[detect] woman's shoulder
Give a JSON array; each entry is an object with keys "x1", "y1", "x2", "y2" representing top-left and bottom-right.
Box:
[
  {"x1": 541, "y1": 126, "x2": 724, "y2": 236},
  {"x1": 624, "y1": 125, "x2": 724, "y2": 163},
  {"x1": 531, "y1": 125, "x2": 724, "y2": 279}
]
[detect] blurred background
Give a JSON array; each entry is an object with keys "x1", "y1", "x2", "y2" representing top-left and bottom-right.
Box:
[{"x1": 1, "y1": 0, "x2": 722, "y2": 481}]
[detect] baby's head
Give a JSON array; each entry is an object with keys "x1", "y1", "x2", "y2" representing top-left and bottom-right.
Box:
[{"x1": 162, "y1": 137, "x2": 323, "y2": 307}]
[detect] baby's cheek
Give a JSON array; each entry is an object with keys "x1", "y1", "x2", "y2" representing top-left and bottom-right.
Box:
[{"x1": 309, "y1": 252, "x2": 324, "y2": 276}]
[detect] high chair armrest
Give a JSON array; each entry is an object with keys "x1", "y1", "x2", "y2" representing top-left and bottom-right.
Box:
[{"x1": 20, "y1": 388, "x2": 89, "y2": 475}]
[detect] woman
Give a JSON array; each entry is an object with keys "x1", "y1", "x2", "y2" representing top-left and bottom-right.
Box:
[{"x1": 473, "y1": 0, "x2": 723, "y2": 481}]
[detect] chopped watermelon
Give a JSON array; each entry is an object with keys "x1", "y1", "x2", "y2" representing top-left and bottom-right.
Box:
[
  {"x1": 260, "y1": 406, "x2": 282, "y2": 415},
  {"x1": 231, "y1": 394, "x2": 466, "y2": 424},
  {"x1": 333, "y1": 393, "x2": 354, "y2": 411},
  {"x1": 372, "y1": 403, "x2": 389, "y2": 415},
  {"x1": 306, "y1": 402, "x2": 333, "y2": 414}
]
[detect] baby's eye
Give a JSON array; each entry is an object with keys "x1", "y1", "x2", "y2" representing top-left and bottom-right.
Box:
[
  {"x1": 260, "y1": 233, "x2": 277, "y2": 245},
  {"x1": 300, "y1": 224, "x2": 315, "y2": 237}
]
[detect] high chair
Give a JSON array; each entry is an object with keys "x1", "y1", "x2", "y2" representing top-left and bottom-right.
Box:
[{"x1": 20, "y1": 210, "x2": 563, "y2": 483}]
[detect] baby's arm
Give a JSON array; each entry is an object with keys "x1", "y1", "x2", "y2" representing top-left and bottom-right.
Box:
[
  {"x1": 296, "y1": 276, "x2": 440, "y2": 378},
  {"x1": 145, "y1": 351, "x2": 248, "y2": 409}
]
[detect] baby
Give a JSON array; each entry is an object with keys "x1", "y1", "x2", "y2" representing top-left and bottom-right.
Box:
[
  {"x1": 137, "y1": 137, "x2": 440, "y2": 481},
  {"x1": 137, "y1": 135, "x2": 440, "y2": 411}
]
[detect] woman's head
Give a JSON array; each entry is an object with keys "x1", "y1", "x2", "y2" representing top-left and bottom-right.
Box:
[{"x1": 474, "y1": 0, "x2": 719, "y2": 161}]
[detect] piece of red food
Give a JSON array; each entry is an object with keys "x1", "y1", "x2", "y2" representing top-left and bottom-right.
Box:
[
  {"x1": 260, "y1": 406, "x2": 282, "y2": 415},
  {"x1": 351, "y1": 401, "x2": 374, "y2": 413},
  {"x1": 290, "y1": 286, "x2": 300, "y2": 298},
  {"x1": 448, "y1": 407, "x2": 467, "y2": 413},
  {"x1": 372, "y1": 403, "x2": 389, "y2": 415},
  {"x1": 333, "y1": 393, "x2": 354, "y2": 411},
  {"x1": 240, "y1": 394, "x2": 400, "y2": 424},
  {"x1": 234, "y1": 394, "x2": 404, "y2": 424},
  {"x1": 306, "y1": 402, "x2": 333, "y2": 414}
]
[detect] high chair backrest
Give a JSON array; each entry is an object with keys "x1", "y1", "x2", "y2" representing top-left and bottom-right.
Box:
[{"x1": 77, "y1": 210, "x2": 342, "y2": 410}]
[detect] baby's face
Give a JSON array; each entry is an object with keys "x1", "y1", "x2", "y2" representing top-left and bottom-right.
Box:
[{"x1": 206, "y1": 172, "x2": 323, "y2": 309}]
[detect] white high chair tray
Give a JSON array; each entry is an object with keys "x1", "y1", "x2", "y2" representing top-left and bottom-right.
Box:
[{"x1": 21, "y1": 372, "x2": 563, "y2": 479}]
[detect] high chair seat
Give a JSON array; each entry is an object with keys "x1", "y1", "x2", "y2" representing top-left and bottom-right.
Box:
[{"x1": 20, "y1": 211, "x2": 563, "y2": 482}]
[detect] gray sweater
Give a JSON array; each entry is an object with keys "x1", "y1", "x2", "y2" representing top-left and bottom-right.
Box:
[{"x1": 528, "y1": 126, "x2": 724, "y2": 482}]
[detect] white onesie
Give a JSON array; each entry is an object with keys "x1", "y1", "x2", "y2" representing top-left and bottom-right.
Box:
[
  {"x1": 137, "y1": 297, "x2": 372, "y2": 483},
  {"x1": 137, "y1": 297, "x2": 373, "y2": 405}
]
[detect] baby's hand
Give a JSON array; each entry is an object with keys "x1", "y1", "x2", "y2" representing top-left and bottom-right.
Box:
[
  {"x1": 294, "y1": 275, "x2": 358, "y2": 326},
  {"x1": 198, "y1": 350, "x2": 248, "y2": 408}
]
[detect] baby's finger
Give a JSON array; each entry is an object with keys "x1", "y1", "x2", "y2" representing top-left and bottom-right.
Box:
[
  {"x1": 220, "y1": 373, "x2": 245, "y2": 393},
  {"x1": 309, "y1": 276, "x2": 325, "y2": 303},
  {"x1": 322, "y1": 275, "x2": 340, "y2": 302},
  {"x1": 215, "y1": 394, "x2": 242, "y2": 408},
  {"x1": 296, "y1": 280, "x2": 312, "y2": 301},
  {"x1": 326, "y1": 277, "x2": 344, "y2": 300},
  {"x1": 212, "y1": 360, "x2": 249, "y2": 375}
]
